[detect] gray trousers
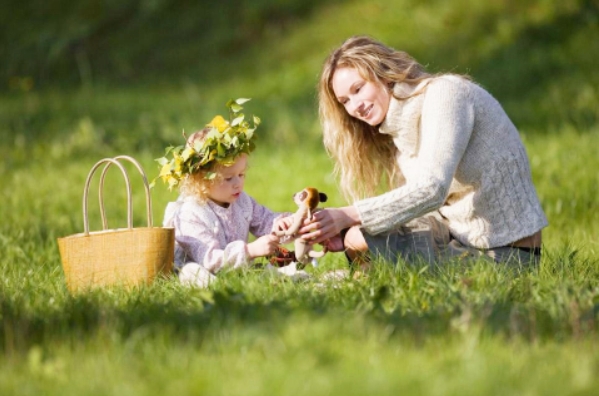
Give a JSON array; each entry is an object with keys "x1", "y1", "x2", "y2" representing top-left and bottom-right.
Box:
[{"x1": 363, "y1": 213, "x2": 540, "y2": 266}]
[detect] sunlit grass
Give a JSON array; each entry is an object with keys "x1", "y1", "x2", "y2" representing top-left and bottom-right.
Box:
[
  {"x1": 2, "y1": 125, "x2": 599, "y2": 394},
  {"x1": 2, "y1": 87, "x2": 599, "y2": 395}
]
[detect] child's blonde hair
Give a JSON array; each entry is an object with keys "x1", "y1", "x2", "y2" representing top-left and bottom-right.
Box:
[
  {"x1": 179, "y1": 128, "x2": 251, "y2": 203},
  {"x1": 179, "y1": 128, "x2": 220, "y2": 203}
]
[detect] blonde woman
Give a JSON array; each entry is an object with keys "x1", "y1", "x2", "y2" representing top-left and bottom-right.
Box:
[{"x1": 302, "y1": 36, "x2": 547, "y2": 267}]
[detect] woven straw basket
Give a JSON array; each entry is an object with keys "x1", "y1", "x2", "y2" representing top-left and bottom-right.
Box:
[{"x1": 57, "y1": 155, "x2": 174, "y2": 293}]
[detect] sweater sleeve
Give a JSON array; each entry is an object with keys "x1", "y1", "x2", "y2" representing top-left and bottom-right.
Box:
[{"x1": 355, "y1": 77, "x2": 475, "y2": 235}]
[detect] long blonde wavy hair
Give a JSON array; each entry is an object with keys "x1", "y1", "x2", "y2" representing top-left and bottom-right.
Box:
[{"x1": 319, "y1": 36, "x2": 431, "y2": 202}]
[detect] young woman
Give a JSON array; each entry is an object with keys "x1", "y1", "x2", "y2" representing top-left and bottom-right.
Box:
[{"x1": 301, "y1": 36, "x2": 548, "y2": 267}]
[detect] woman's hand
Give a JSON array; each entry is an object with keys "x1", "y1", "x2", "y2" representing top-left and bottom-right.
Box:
[
  {"x1": 322, "y1": 233, "x2": 345, "y2": 252},
  {"x1": 299, "y1": 206, "x2": 361, "y2": 245},
  {"x1": 246, "y1": 234, "x2": 281, "y2": 259}
]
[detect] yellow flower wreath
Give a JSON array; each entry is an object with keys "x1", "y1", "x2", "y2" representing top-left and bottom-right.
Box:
[{"x1": 154, "y1": 98, "x2": 260, "y2": 190}]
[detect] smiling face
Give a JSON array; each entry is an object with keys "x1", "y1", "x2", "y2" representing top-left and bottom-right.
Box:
[
  {"x1": 331, "y1": 67, "x2": 392, "y2": 126},
  {"x1": 207, "y1": 154, "x2": 248, "y2": 207}
]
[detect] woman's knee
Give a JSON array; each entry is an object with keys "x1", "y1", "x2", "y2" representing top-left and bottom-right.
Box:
[{"x1": 344, "y1": 226, "x2": 369, "y2": 262}]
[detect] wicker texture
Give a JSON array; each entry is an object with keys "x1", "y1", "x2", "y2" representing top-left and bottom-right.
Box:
[{"x1": 57, "y1": 156, "x2": 174, "y2": 293}]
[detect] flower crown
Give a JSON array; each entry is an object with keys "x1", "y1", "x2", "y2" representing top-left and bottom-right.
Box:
[{"x1": 155, "y1": 98, "x2": 260, "y2": 190}]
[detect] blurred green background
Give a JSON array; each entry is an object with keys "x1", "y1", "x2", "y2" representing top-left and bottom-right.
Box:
[{"x1": 2, "y1": 0, "x2": 598, "y2": 148}]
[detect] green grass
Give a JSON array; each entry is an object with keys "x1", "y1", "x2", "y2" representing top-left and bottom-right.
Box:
[
  {"x1": 2, "y1": 0, "x2": 599, "y2": 394},
  {"x1": 2, "y1": 132, "x2": 599, "y2": 394}
]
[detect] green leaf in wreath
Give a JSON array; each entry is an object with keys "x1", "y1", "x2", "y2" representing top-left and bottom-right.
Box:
[
  {"x1": 231, "y1": 114, "x2": 244, "y2": 127},
  {"x1": 235, "y1": 98, "x2": 251, "y2": 105}
]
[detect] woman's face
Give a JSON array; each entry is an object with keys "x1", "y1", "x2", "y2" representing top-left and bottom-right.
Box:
[{"x1": 331, "y1": 67, "x2": 391, "y2": 126}]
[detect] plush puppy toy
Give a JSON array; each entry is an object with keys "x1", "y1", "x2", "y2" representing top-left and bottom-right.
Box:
[{"x1": 273, "y1": 187, "x2": 328, "y2": 267}]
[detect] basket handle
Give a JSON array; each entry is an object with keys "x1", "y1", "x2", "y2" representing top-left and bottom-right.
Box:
[
  {"x1": 98, "y1": 155, "x2": 153, "y2": 230},
  {"x1": 83, "y1": 158, "x2": 132, "y2": 236}
]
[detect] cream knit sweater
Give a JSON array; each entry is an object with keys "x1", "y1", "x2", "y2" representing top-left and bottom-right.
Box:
[{"x1": 354, "y1": 75, "x2": 548, "y2": 249}]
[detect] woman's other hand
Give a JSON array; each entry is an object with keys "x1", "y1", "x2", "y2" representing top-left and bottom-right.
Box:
[
  {"x1": 299, "y1": 207, "x2": 360, "y2": 245},
  {"x1": 322, "y1": 234, "x2": 345, "y2": 252}
]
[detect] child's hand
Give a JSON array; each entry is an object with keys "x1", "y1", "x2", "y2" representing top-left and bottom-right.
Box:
[
  {"x1": 247, "y1": 234, "x2": 281, "y2": 259},
  {"x1": 272, "y1": 216, "x2": 294, "y2": 234}
]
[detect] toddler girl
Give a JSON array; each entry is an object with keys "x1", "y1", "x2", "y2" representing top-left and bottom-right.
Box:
[{"x1": 160, "y1": 99, "x2": 288, "y2": 287}]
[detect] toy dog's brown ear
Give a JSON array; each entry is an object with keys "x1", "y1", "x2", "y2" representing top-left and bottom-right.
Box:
[{"x1": 319, "y1": 192, "x2": 328, "y2": 203}]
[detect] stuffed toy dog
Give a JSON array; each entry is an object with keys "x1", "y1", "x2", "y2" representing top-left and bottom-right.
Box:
[{"x1": 273, "y1": 187, "x2": 328, "y2": 267}]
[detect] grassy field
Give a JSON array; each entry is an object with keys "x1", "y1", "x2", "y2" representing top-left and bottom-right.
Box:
[{"x1": 2, "y1": 0, "x2": 599, "y2": 394}]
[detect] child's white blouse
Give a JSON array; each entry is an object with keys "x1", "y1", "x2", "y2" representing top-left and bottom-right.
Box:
[{"x1": 163, "y1": 192, "x2": 286, "y2": 273}]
